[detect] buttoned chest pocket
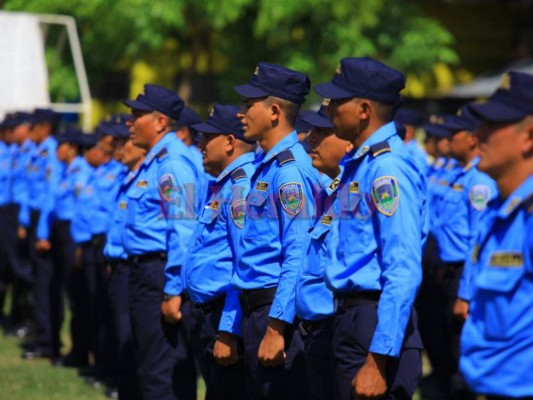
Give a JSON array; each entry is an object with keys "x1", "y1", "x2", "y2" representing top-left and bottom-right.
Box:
[
  {"x1": 243, "y1": 190, "x2": 275, "y2": 240},
  {"x1": 338, "y1": 193, "x2": 371, "y2": 248},
  {"x1": 306, "y1": 223, "x2": 331, "y2": 276},
  {"x1": 126, "y1": 187, "x2": 152, "y2": 222},
  {"x1": 475, "y1": 260, "x2": 526, "y2": 341},
  {"x1": 198, "y1": 206, "x2": 221, "y2": 233},
  {"x1": 443, "y1": 190, "x2": 466, "y2": 226}
]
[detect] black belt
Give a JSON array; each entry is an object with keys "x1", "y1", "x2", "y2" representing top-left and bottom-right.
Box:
[
  {"x1": 445, "y1": 261, "x2": 464, "y2": 269},
  {"x1": 196, "y1": 295, "x2": 226, "y2": 317},
  {"x1": 334, "y1": 290, "x2": 381, "y2": 308},
  {"x1": 127, "y1": 252, "x2": 167, "y2": 264},
  {"x1": 298, "y1": 317, "x2": 333, "y2": 336},
  {"x1": 239, "y1": 287, "x2": 277, "y2": 313}
]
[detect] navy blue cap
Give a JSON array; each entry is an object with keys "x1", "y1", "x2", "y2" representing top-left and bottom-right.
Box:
[
  {"x1": 294, "y1": 110, "x2": 315, "y2": 133},
  {"x1": 110, "y1": 114, "x2": 131, "y2": 139},
  {"x1": 441, "y1": 105, "x2": 482, "y2": 133},
  {"x1": 191, "y1": 104, "x2": 254, "y2": 144},
  {"x1": 300, "y1": 101, "x2": 334, "y2": 129},
  {"x1": 395, "y1": 108, "x2": 423, "y2": 127},
  {"x1": 234, "y1": 62, "x2": 310, "y2": 105},
  {"x1": 467, "y1": 71, "x2": 533, "y2": 123},
  {"x1": 2, "y1": 112, "x2": 33, "y2": 129},
  {"x1": 56, "y1": 126, "x2": 84, "y2": 145},
  {"x1": 32, "y1": 108, "x2": 61, "y2": 125},
  {"x1": 395, "y1": 120, "x2": 407, "y2": 140},
  {"x1": 176, "y1": 107, "x2": 202, "y2": 128},
  {"x1": 123, "y1": 84, "x2": 185, "y2": 120},
  {"x1": 78, "y1": 132, "x2": 99, "y2": 148},
  {"x1": 422, "y1": 115, "x2": 455, "y2": 139},
  {"x1": 315, "y1": 57, "x2": 405, "y2": 104}
]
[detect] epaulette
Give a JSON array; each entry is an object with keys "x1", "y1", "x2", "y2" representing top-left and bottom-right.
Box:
[
  {"x1": 276, "y1": 149, "x2": 295, "y2": 166},
  {"x1": 369, "y1": 141, "x2": 391, "y2": 157},
  {"x1": 523, "y1": 193, "x2": 533, "y2": 215},
  {"x1": 230, "y1": 167, "x2": 247, "y2": 182},
  {"x1": 156, "y1": 148, "x2": 169, "y2": 161}
]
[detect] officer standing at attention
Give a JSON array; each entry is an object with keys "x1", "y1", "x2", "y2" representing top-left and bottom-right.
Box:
[
  {"x1": 23, "y1": 108, "x2": 63, "y2": 360},
  {"x1": 295, "y1": 103, "x2": 351, "y2": 400},
  {"x1": 123, "y1": 84, "x2": 198, "y2": 400},
  {"x1": 104, "y1": 136, "x2": 146, "y2": 400},
  {"x1": 232, "y1": 62, "x2": 322, "y2": 399},
  {"x1": 436, "y1": 107, "x2": 498, "y2": 400},
  {"x1": 395, "y1": 108, "x2": 428, "y2": 174},
  {"x1": 458, "y1": 71, "x2": 533, "y2": 400},
  {"x1": 315, "y1": 57, "x2": 427, "y2": 400},
  {"x1": 185, "y1": 104, "x2": 255, "y2": 400}
]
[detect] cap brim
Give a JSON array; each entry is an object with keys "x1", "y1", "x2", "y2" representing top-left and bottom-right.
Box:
[
  {"x1": 314, "y1": 82, "x2": 355, "y2": 100},
  {"x1": 233, "y1": 83, "x2": 270, "y2": 99},
  {"x1": 191, "y1": 122, "x2": 225, "y2": 134},
  {"x1": 302, "y1": 113, "x2": 334, "y2": 129},
  {"x1": 422, "y1": 123, "x2": 452, "y2": 139},
  {"x1": 122, "y1": 99, "x2": 154, "y2": 111},
  {"x1": 468, "y1": 100, "x2": 526, "y2": 123}
]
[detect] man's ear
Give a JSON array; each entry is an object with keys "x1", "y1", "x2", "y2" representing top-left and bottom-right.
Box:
[
  {"x1": 154, "y1": 113, "x2": 169, "y2": 134},
  {"x1": 226, "y1": 134, "x2": 237, "y2": 153},
  {"x1": 359, "y1": 99, "x2": 372, "y2": 120},
  {"x1": 270, "y1": 103, "x2": 282, "y2": 122}
]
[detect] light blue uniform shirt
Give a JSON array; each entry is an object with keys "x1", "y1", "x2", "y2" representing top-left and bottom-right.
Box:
[
  {"x1": 296, "y1": 174, "x2": 341, "y2": 321},
  {"x1": 325, "y1": 122, "x2": 428, "y2": 357},
  {"x1": 103, "y1": 168, "x2": 137, "y2": 261},
  {"x1": 122, "y1": 132, "x2": 198, "y2": 296},
  {"x1": 459, "y1": 174, "x2": 533, "y2": 397},
  {"x1": 70, "y1": 158, "x2": 96, "y2": 244},
  {"x1": 10, "y1": 139, "x2": 35, "y2": 226},
  {"x1": 25, "y1": 136, "x2": 62, "y2": 240},
  {"x1": 54, "y1": 156, "x2": 86, "y2": 221},
  {"x1": 0, "y1": 142, "x2": 11, "y2": 206},
  {"x1": 185, "y1": 153, "x2": 256, "y2": 336},
  {"x1": 91, "y1": 159, "x2": 126, "y2": 235},
  {"x1": 405, "y1": 139, "x2": 428, "y2": 176},
  {"x1": 232, "y1": 132, "x2": 323, "y2": 324},
  {"x1": 437, "y1": 157, "x2": 498, "y2": 263}
]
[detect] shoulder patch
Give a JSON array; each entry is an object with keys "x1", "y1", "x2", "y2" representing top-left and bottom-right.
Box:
[
  {"x1": 156, "y1": 148, "x2": 169, "y2": 161},
  {"x1": 276, "y1": 149, "x2": 295, "y2": 166},
  {"x1": 279, "y1": 182, "x2": 304, "y2": 216},
  {"x1": 469, "y1": 184, "x2": 491, "y2": 211},
  {"x1": 230, "y1": 199, "x2": 246, "y2": 229},
  {"x1": 371, "y1": 176, "x2": 400, "y2": 216},
  {"x1": 158, "y1": 173, "x2": 175, "y2": 201},
  {"x1": 231, "y1": 167, "x2": 247, "y2": 182},
  {"x1": 369, "y1": 141, "x2": 391, "y2": 157}
]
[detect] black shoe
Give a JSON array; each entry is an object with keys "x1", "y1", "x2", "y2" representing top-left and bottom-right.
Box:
[
  {"x1": 105, "y1": 387, "x2": 119, "y2": 399},
  {"x1": 52, "y1": 355, "x2": 89, "y2": 368},
  {"x1": 22, "y1": 348, "x2": 54, "y2": 360}
]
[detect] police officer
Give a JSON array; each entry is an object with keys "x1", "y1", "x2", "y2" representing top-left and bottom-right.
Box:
[
  {"x1": 295, "y1": 103, "x2": 351, "y2": 400},
  {"x1": 457, "y1": 71, "x2": 533, "y2": 400},
  {"x1": 231, "y1": 62, "x2": 322, "y2": 399},
  {"x1": 433, "y1": 107, "x2": 498, "y2": 399},
  {"x1": 123, "y1": 84, "x2": 198, "y2": 400},
  {"x1": 104, "y1": 136, "x2": 146, "y2": 400},
  {"x1": 184, "y1": 104, "x2": 255, "y2": 400},
  {"x1": 315, "y1": 57, "x2": 427, "y2": 400},
  {"x1": 22, "y1": 108, "x2": 63, "y2": 360},
  {"x1": 395, "y1": 108, "x2": 428, "y2": 174}
]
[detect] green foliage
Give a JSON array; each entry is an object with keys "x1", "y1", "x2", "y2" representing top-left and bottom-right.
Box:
[{"x1": 3, "y1": 0, "x2": 458, "y2": 102}]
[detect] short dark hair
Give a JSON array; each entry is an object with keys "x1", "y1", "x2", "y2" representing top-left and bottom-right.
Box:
[
  {"x1": 372, "y1": 100, "x2": 397, "y2": 123},
  {"x1": 265, "y1": 96, "x2": 300, "y2": 127}
]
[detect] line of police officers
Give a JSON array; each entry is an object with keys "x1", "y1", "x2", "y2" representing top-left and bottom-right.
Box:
[{"x1": 0, "y1": 58, "x2": 532, "y2": 400}]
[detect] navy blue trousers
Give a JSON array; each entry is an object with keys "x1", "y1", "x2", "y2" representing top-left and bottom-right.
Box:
[
  {"x1": 129, "y1": 258, "x2": 196, "y2": 400},
  {"x1": 299, "y1": 319, "x2": 335, "y2": 400},
  {"x1": 332, "y1": 303, "x2": 422, "y2": 400},
  {"x1": 108, "y1": 261, "x2": 141, "y2": 399},
  {"x1": 196, "y1": 297, "x2": 246, "y2": 400},
  {"x1": 241, "y1": 303, "x2": 309, "y2": 400}
]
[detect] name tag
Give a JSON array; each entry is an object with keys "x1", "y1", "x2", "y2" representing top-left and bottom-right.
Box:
[
  {"x1": 255, "y1": 181, "x2": 269, "y2": 192},
  {"x1": 136, "y1": 180, "x2": 148, "y2": 188},
  {"x1": 489, "y1": 252, "x2": 523, "y2": 268},
  {"x1": 349, "y1": 181, "x2": 359, "y2": 193}
]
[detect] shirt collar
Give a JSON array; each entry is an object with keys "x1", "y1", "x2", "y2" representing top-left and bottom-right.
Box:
[
  {"x1": 495, "y1": 174, "x2": 533, "y2": 219},
  {"x1": 261, "y1": 131, "x2": 299, "y2": 164},
  {"x1": 143, "y1": 131, "x2": 175, "y2": 166},
  {"x1": 462, "y1": 156, "x2": 479, "y2": 172},
  {"x1": 216, "y1": 152, "x2": 256, "y2": 182},
  {"x1": 345, "y1": 122, "x2": 397, "y2": 162}
]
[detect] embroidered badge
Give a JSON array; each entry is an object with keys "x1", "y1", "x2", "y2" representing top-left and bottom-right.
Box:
[
  {"x1": 371, "y1": 176, "x2": 400, "y2": 217},
  {"x1": 119, "y1": 201, "x2": 127, "y2": 210},
  {"x1": 489, "y1": 251, "x2": 523, "y2": 268},
  {"x1": 158, "y1": 174, "x2": 175, "y2": 201},
  {"x1": 321, "y1": 215, "x2": 333, "y2": 225},
  {"x1": 208, "y1": 201, "x2": 220, "y2": 210},
  {"x1": 136, "y1": 180, "x2": 148, "y2": 188},
  {"x1": 469, "y1": 184, "x2": 491, "y2": 211},
  {"x1": 230, "y1": 199, "x2": 246, "y2": 229},
  {"x1": 349, "y1": 181, "x2": 359, "y2": 193},
  {"x1": 279, "y1": 182, "x2": 304, "y2": 216},
  {"x1": 329, "y1": 178, "x2": 340, "y2": 191},
  {"x1": 255, "y1": 181, "x2": 269, "y2": 192}
]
